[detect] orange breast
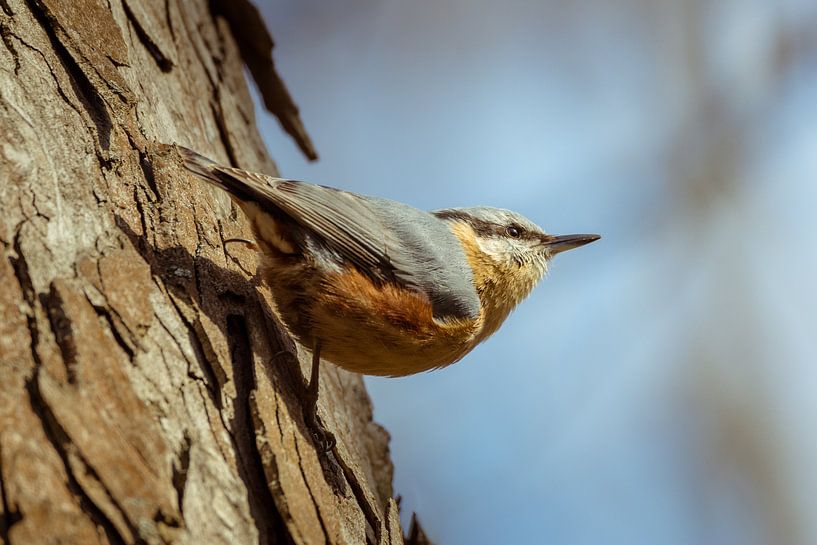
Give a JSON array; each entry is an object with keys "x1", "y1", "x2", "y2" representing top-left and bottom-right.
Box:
[{"x1": 268, "y1": 264, "x2": 483, "y2": 377}]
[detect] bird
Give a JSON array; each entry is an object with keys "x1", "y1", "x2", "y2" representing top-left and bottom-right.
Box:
[{"x1": 177, "y1": 145, "x2": 599, "y2": 450}]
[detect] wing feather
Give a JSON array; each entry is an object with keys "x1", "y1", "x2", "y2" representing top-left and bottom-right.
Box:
[{"x1": 178, "y1": 146, "x2": 480, "y2": 320}]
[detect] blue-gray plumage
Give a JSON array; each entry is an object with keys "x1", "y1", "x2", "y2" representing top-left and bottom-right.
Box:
[{"x1": 183, "y1": 147, "x2": 483, "y2": 320}]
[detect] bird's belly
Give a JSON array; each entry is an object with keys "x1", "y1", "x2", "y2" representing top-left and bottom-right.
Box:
[
  {"x1": 313, "y1": 316, "x2": 475, "y2": 376},
  {"x1": 263, "y1": 260, "x2": 482, "y2": 377}
]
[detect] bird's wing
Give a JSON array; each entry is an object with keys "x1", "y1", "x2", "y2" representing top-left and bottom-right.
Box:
[{"x1": 178, "y1": 146, "x2": 480, "y2": 320}]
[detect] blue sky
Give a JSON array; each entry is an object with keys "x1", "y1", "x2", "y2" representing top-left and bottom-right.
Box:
[{"x1": 253, "y1": 1, "x2": 817, "y2": 543}]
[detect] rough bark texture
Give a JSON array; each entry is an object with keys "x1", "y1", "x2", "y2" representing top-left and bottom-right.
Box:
[{"x1": 0, "y1": 1, "x2": 407, "y2": 544}]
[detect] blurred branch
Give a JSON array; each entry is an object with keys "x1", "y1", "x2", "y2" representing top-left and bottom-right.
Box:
[{"x1": 211, "y1": 0, "x2": 318, "y2": 161}]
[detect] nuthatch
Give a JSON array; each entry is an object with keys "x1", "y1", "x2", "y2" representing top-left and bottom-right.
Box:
[{"x1": 178, "y1": 146, "x2": 599, "y2": 449}]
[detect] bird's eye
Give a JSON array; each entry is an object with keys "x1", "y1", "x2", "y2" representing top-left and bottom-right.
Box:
[{"x1": 506, "y1": 225, "x2": 521, "y2": 238}]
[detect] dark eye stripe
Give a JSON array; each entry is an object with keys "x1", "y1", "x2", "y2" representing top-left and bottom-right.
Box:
[{"x1": 433, "y1": 209, "x2": 539, "y2": 241}]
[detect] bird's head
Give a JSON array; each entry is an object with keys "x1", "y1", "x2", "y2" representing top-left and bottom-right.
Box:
[{"x1": 435, "y1": 207, "x2": 599, "y2": 331}]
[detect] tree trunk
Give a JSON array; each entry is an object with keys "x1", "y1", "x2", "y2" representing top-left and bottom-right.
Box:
[{"x1": 0, "y1": 1, "x2": 407, "y2": 544}]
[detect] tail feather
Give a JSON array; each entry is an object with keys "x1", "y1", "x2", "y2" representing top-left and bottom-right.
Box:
[
  {"x1": 177, "y1": 145, "x2": 224, "y2": 187},
  {"x1": 176, "y1": 145, "x2": 283, "y2": 209},
  {"x1": 176, "y1": 145, "x2": 298, "y2": 254}
]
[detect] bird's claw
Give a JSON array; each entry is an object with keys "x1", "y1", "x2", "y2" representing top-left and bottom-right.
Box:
[{"x1": 305, "y1": 409, "x2": 336, "y2": 453}]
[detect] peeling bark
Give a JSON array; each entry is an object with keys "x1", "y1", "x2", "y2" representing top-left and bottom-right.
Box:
[{"x1": 0, "y1": 0, "x2": 413, "y2": 543}]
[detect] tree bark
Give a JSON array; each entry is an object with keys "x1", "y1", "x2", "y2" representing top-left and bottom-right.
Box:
[{"x1": 0, "y1": 1, "x2": 406, "y2": 544}]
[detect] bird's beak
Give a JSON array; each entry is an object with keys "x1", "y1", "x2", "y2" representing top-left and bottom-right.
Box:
[{"x1": 541, "y1": 233, "x2": 601, "y2": 255}]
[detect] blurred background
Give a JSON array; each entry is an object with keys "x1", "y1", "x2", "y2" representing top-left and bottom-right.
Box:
[{"x1": 253, "y1": 1, "x2": 817, "y2": 544}]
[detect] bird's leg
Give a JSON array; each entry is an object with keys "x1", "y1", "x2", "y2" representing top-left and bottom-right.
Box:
[{"x1": 304, "y1": 340, "x2": 336, "y2": 452}]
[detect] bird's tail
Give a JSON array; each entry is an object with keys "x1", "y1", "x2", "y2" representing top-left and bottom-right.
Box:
[
  {"x1": 176, "y1": 145, "x2": 225, "y2": 187},
  {"x1": 175, "y1": 144, "x2": 283, "y2": 208}
]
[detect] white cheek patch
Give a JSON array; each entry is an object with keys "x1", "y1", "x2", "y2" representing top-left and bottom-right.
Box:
[
  {"x1": 476, "y1": 236, "x2": 551, "y2": 280},
  {"x1": 475, "y1": 237, "x2": 511, "y2": 263}
]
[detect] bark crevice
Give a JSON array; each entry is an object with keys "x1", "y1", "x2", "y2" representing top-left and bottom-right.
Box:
[
  {"x1": 122, "y1": 0, "x2": 173, "y2": 72},
  {"x1": 211, "y1": 93, "x2": 239, "y2": 167},
  {"x1": 291, "y1": 434, "x2": 331, "y2": 544},
  {"x1": 0, "y1": 17, "x2": 20, "y2": 74},
  {"x1": 25, "y1": 375, "x2": 131, "y2": 545},
  {"x1": 26, "y1": 0, "x2": 114, "y2": 153},
  {"x1": 226, "y1": 313, "x2": 294, "y2": 545},
  {"x1": 170, "y1": 432, "x2": 191, "y2": 517},
  {"x1": 9, "y1": 235, "x2": 39, "y2": 367},
  {"x1": 335, "y1": 450, "x2": 382, "y2": 545},
  {"x1": 90, "y1": 301, "x2": 137, "y2": 358},
  {"x1": 41, "y1": 284, "x2": 80, "y2": 384},
  {"x1": 0, "y1": 444, "x2": 23, "y2": 545}
]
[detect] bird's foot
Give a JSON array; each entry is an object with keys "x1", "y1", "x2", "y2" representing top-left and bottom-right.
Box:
[{"x1": 304, "y1": 407, "x2": 336, "y2": 453}]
